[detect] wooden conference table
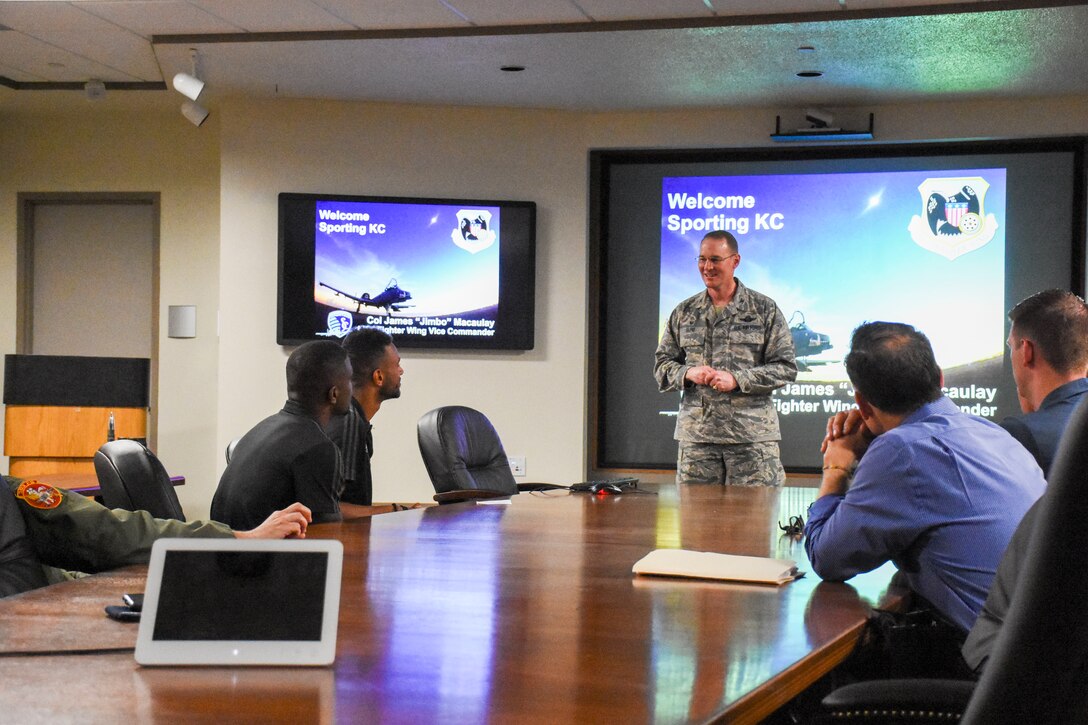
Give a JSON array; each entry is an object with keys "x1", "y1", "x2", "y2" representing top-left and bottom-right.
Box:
[
  {"x1": 0, "y1": 484, "x2": 902, "y2": 724},
  {"x1": 30, "y1": 471, "x2": 186, "y2": 497}
]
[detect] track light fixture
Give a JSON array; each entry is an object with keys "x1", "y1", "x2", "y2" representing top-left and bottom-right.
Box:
[
  {"x1": 181, "y1": 100, "x2": 209, "y2": 127},
  {"x1": 172, "y1": 72, "x2": 204, "y2": 102},
  {"x1": 173, "y1": 48, "x2": 209, "y2": 127}
]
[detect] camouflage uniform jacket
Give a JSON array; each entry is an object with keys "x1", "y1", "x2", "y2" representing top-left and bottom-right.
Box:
[{"x1": 654, "y1": 279, "x2": 797, "y2": 445}]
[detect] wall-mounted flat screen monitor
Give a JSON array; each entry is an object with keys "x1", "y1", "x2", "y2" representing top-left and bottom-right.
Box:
[
  {"x1": 593, "y1": 139, "x2": 1085, "y2": 472},
  {"x1": 278, "y1": 193, "x2": 536, "y2": 350}
]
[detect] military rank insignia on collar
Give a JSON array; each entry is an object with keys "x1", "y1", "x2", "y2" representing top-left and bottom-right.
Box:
[{"x1": 15, "y1": 480, "x2": 63, "y2": 510}]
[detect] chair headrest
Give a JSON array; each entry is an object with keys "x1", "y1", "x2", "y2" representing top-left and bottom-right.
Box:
[{"x1": 416, "y1": 406, "x2": 516, "y2": 496}]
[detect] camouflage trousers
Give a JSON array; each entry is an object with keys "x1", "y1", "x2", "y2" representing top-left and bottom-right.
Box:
[{"x1": 676, "y1": 440, "x2": 785, "y2": 486}]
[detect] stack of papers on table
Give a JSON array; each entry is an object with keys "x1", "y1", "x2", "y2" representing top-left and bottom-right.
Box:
[{"x1": 632, "y1": 549, "x2": 803, "y2": 585}]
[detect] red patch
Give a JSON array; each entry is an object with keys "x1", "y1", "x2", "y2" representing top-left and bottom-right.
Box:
[{"x1": 15, "y1": 480, "x2": 64, "y2": 510}]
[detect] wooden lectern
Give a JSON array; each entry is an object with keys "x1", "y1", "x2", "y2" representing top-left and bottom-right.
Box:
[{"x1": 3, "y1": 355, "x2": 150, "y2": 477}]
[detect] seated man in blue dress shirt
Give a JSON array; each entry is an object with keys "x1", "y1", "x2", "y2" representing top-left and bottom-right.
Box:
[
  {"x1": 805, "y1": 321, "x2": 1046, "y2": 634},
  {"x1": 999, "y1": 288, "x2": 1088, "y2": 476}
]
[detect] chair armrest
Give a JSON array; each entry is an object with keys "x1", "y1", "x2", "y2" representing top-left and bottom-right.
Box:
[
  {"x1": 515, "y1": 482, "x2": 568, "y2": 492},
  {"x1": 432, "y1": 489, "x2": 512, "y2": 504},
  {"x1": 822, "y1": 678, "x2": 975, "y2": 720},
  {"x1": 340, "y1": 502, "x2": 398, "y2": 518}
]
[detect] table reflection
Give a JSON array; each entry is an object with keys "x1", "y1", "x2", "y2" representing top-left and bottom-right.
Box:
[
  {"x1": 135, "y1": 667, "x2": 335, "y2": 723},
  {"x1": 361, "y1": 506, "x2": 506, "y2": 722},
  {"x1": 332, "y1": 485, "x2": 900, "y2": 724},
  {"x1": 644, "y1": 484, "x2": 899, "y2": 722}
]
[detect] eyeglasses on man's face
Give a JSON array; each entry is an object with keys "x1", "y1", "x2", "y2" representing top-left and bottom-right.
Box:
[{"x1": 696, "y1": 254, "x2": 737, "y2": 266}]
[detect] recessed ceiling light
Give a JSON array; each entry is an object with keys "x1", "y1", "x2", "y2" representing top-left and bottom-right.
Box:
[
  {"x1": 797, "y1": 70, "x2": 823, "y2": 78},
  {"x1": 500, "y1": 65, "x2": 525, "y2": 72}
]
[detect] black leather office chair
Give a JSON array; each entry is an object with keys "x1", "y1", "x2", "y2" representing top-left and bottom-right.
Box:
[
  {"x1": 416, "y1": 406, "x2": 564, "y2": 504},
  {"x1": 225, "y1": 437, "x2": 240, "y2": 464},
  {"x1": 820, "y1": 399, "x2": 1088, "y2": 724},
  {"x1": 93, "y1": 439, "x2": 186, "y2": 521}
]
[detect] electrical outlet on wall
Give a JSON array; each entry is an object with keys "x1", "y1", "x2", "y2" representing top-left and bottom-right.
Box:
[{"x1": 508, "y1": 456, "x2": 526, "y2": 477}]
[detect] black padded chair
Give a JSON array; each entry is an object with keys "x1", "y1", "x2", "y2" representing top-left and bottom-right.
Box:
[
  {"x1": 820, "y1": 399, "x2": 1088, "y2": 724},
  {"x1": 93, "y1": 439, "x2": 186, "y2": 521},
  {"x1": 225, "y1": 437, "x2": 240, "y2": 464},
  {"x1": 416, "y1": 406, "x2": 564, "y2": 504}
]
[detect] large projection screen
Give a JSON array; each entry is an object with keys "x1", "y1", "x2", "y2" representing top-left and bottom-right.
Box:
[{"x1": 592, "y1": 139, "x2": 1085, "y2": 472}]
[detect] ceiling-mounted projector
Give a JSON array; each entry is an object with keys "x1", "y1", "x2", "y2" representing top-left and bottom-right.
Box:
[{"x1": 804, "y1": 108, "x2": 834, "y2": 129}]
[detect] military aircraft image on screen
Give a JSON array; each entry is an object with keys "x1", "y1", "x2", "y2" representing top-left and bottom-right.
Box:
[
  {"x1": 790, "y1": 311, "x2": 834, "y2": 371},
  {"x1": 319, "y1": 279, "x2": 413, "y2": 314}
]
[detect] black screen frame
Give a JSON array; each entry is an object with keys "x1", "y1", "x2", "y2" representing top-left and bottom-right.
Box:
[
  {"x1": 278, "y1": 192, "x2": 537, "y2": 350},
  {"x1": 589, "y1": 137, "x2": 1087, "y2": 474}
]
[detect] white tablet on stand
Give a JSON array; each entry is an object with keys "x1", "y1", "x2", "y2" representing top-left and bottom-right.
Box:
[{"x1": 135, "y1": 538, "x2": 343, "y2": 666}]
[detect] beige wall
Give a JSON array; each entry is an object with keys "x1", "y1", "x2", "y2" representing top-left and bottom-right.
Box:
[
  {"x1": 3, "y1": 94, "x2": 1088, "y2": 518},
  {"x1": 0, "y1": 108, "x2": 221, "y2": 517},
  {"x1": 216, "y1": 98, "x2": 589, "y2": 508}
]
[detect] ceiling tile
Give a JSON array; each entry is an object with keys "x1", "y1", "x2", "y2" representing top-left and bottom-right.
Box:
[
  {"x1": 446, "y1": 0, "x2": 589, "y2": 26},
  {"x1": 80, "y1": 0, "x2": 245, "y2": 36},
  {"x1": 188, "y1": 0, "x2": 356, "y2": 33},
  {"x1": 0, "y1": 29, "x2": 144, "y2": 82},
  {"x1": 575, "y1": 0, "x2": 718, "y2": 21},
  {"x1": 313, "y1": 0, "x2": 469, "y2": 29},
  {"x1": 0, "y1": 2, "x2": 159, "y2": 80},
  {"x1": 848, "y1": 0, "x2": 1005, "y2": 8}
]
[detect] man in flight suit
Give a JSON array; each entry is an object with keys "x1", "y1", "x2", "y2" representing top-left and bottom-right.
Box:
[{"x1": 0, "y1": 475, "x2": 311, "y2": 599}]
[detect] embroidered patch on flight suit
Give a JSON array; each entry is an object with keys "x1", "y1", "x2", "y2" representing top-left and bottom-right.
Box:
[{"x1": 15, "y1": 480, "x2": 64, "y2": 510}]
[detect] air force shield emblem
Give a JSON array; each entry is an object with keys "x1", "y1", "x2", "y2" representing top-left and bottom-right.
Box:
[
  {"x1": 451, "y1": 210, "x2": 496, "y2": 254},
  {"x1": 907, "y1": 176, "x2": 998, "y2": 260}
]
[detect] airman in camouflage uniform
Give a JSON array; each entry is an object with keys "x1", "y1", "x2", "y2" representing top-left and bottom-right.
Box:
[
  {"x1": 1, "y1": 476, "x2": 311, "y2": 598},
  {"x1": 654, "y1": 231, "x2": 797, "y2": 486}
]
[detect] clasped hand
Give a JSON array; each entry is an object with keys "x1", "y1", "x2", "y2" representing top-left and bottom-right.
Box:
[
  {"x1": 685, "y1": 365, "x2": 737, "y2": 393},
  {"x1": 821, "y1": 409, "x2": 873, "y2": 463}
]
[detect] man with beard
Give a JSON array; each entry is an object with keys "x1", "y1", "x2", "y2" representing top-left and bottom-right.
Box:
[{"x1": 328, "y1": 328, "x2": 404, "y2": 509}]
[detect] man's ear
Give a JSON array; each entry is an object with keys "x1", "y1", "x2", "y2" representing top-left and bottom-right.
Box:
[
  {"x1": 854, "y1": 391, "x2": 874, "y2": 420},
  {"x1": 1022, "y1": 338, "x2": 1036, "y2": 367},
  {"x1": 371, "y1": 368, "x2": 383, "y2": 387}
]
